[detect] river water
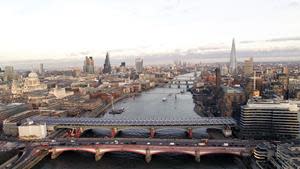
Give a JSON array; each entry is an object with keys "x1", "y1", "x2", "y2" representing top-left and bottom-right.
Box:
[{"x1": 33, "y1": 73, "x2": 240, "y2": 169}]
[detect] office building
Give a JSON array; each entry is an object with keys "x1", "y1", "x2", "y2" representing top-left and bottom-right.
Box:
[
  {"x1": 135, "y1": 58, "x2": 143, "y2": 73},
  {"x1": 243, "y1": 57, "x2": 253, "y2": 76},
  {"x1": 83, "y1": 56, "x2": 95, "y2": 74},
  {"x1": 120, "y1": 62, "x2": 126, "y2": 67},
  {"x1": 4, "y1": 66, "x2": 14, "y2": 81},
  {"x1": 240, "y1": 98, "x2": 300, "y2": 139},
  {"x1": 215, "y1": 67, "x2": 221, "y2": 87},
  {"x1": 39, "y1": 63, "x2": 44, "y2": 75}
]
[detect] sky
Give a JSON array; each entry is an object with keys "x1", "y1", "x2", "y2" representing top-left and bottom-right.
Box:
[{"x1": 0, "y1": 0, "x2": 300, "y2": 63}]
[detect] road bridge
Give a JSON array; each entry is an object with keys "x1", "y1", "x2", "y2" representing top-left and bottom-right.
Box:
[
  {"x1": 31, "y1": 117, "x2": 236, "y2": 138},
  {"x1": 5, "y1": 138, "x2": 260, "y2": 168},
  {"x1": 169, "y1": 77, "x2": 195, "y2": 88},
  {"x1": 45, "y1": 138, "x2": 255, "y2": 163}
]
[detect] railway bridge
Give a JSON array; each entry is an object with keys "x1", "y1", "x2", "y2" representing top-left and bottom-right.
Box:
[{"x1": 30, "y1": 117, "x2": 236, "y2": 138}]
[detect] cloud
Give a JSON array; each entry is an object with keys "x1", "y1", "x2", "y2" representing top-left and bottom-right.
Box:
[
  {"x1": 240, "y1": 36, "x2": 300, "y2": 44},
  {"x1": 79, "y1": 51, "x2": 90, "y2": 55},
  {"x1": 240, "y1": 40, "x2": 257, "y2": 44},
  {"x1": 288, "y1": 1, "x2": 299, "y2": 7},
  {"x1": 266, "y1": 37, "x2": 300, "y2": 42}
]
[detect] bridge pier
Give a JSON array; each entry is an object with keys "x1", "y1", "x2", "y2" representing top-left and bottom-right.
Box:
[
  {"x1": 187, "y1": 128, "x2": 193, "y2": 138},
  {"x1": 95, "y1": 148, "x2": 104, "y2": 161},
  {"x1": 149, "y1": 128, "x2": 155, "y2": 138},
  {"x1": 195, "y1": 150, "x2": 201, "y2": 162},
  {"x1": 111, "y1": 128, "x2": 118, "y2": 138},
  {"x1": 51, "y1": 149, "x2": 62, "y2": 159},
  {"x1": 145, "y1": 148, "x2": 152, "y2": 163}
]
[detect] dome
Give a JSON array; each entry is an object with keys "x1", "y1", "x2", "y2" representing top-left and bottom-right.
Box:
[{"x1": 28, "y1": 72, "x2": 38, "y2": 78}]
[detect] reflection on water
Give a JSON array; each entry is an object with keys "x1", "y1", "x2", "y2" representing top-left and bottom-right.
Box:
[{"x1": 102, "y1": 86, "x2": 197, "y2": 119}]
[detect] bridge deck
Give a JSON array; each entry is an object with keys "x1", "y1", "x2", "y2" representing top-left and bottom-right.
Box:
[{"x1": 31, "y1": 117, "x2": 236, "y2": 127}]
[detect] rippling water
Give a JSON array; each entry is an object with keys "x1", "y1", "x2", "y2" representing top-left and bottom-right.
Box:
[
  {"x1": 34, "y1": 152, "x2": 240, "y2": 169},
  {"x1": 34, "y1": 73, "x2": 240, "y2": 169}
]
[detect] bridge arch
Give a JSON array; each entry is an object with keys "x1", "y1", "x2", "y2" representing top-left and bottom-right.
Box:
[
  {"x1": 200, "y1": 151, "x2": 243, "y2": 157},
  {"x1": 50, "y1": 147, "x2": 149, "y2": 156}
]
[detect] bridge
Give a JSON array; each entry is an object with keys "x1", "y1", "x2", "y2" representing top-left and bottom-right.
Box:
[
  {"x1": 169, "y1": 77, "x2": 196, "y2": 88},
  {"x1": 4, "y1": 138, "x2": 260, "y2": 168},
  {"x1": 30, "y1": 117, "x2": 236, "y2": 138},
  {"x1": 17, "y1": 138, "x2": 256, "y2": 168}
]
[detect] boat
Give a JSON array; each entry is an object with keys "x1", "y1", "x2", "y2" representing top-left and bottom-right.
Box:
[
  {"x1": 180, "y1": 90, "x2": 185, "y2": 94},
  {"x1": 162, "y1": 98, "x2": 167, "y2": 102},
  {"x1": 109, "y1": 108, "x2": 125, "y2": 114}
]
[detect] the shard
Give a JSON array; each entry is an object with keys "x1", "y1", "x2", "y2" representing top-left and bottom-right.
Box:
[
  {"x1": 103, "y1": 52, "x2": 111, "y2": 74},
  {"x1": 229, "y1": 38, "x2": 237, "y2": 74}
]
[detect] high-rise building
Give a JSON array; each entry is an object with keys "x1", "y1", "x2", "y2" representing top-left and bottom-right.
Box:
[
  {"x1": 83, "y1": 56, "x2": 95, "y2": 74},
  {"x1": 240, "y1": 98, "x2": 300, "y2": 139},
  {"x1": 229, "y1": 38, "x2": 237, "y2": 74},
  {"x1": 215, "y1": 67, "x2": 221, "y2": 87},
  {"x1": 4, "y1": 66, "x2": 14, "y2": 81},
  {"x1": 221, "y1": 65, "x2": 228, "y2": 75},
  {"x1": 103, "y1": 52, "x2": 111, "y2": 74},
  {"x1": 243, "y1": 57, "x2": 253, "y2": 76},
  {"x1": 120, "y1": 62, "x2": 126, "y2": 67},
  {"x1": 135, "y1": 58, "x2": 143, "y2": 73},
  {"x1": 39, "y1": 63, "x2": 44, "y2": 75},
  {"x1": 282, "y1": 66, "x2": 289, "y2": 75}
]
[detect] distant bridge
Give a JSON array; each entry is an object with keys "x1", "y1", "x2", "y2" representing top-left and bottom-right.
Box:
[{"x1": 168, "y1": 76, "x2": 196, "y2": 88}]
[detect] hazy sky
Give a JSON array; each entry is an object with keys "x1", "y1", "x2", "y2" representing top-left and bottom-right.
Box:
[{"x1": 0, "y1": 0, "x2": 300, "y2": 61}]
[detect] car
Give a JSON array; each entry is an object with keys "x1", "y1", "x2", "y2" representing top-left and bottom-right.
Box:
[
  {"x1": 169, "y1": 142, "x2": 175, "y2": 146},
  {"x1": 223, "y1": 143, "x2": 229, "y2": 146},
  {"x1": 51, "y1": 140, "x2": 56, "y2": 143},
  {"x1": 147, "y1": 142, "x2": 151, "y2": 145},
  {"x1": 198, "y1": 142, "x2": 206, "y2": 146}
]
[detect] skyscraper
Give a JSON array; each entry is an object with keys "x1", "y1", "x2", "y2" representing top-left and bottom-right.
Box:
[
  {"x1": 103, "y1": 52, "x2": 111, "y2": 74},
  {"x1": 215, "y1": 67, "x2": 221, "y2": 87},
  {"x1": 4, "y1": 66, "x2": 14, "y2": 81},
  {"x1": 243, "y1": 57, "x2": 253, "y2": 76},
  {"x1": 229, "y1": 38, "x2": 237, "y2": 74},
  {"x1": 39, "y1": 63, "x2": 44, "y2": 75},
  {"x1": 135, "y1": 58, "x2": 143, "y2": 73},
  {"x1": 120, "y1": 62, "x2": 126, "y2": 67},
  {"x1": 83, "y1": 56, "x2": 95, "y2": 74}
]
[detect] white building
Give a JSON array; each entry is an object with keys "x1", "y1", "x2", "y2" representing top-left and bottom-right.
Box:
[{"x1": 18, "y1": 123, "x2": 47, "y2": 140}]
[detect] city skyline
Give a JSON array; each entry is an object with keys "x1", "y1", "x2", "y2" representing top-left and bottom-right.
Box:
[{"x1": 0, "y1": 0, "x2": 300, "y2": 62}]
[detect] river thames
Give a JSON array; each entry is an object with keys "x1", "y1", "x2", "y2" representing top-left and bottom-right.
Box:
[{"x1": 34, "y1": 74, "x2": 241, "y2": 169}]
